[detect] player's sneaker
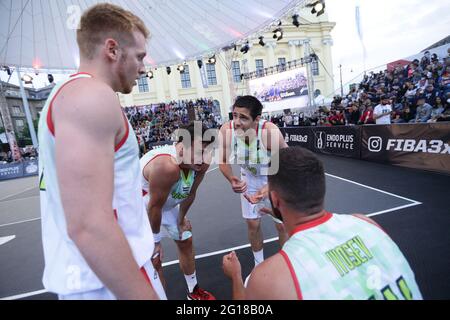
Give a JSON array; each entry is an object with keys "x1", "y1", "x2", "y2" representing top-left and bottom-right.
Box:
[{"x1": 187, "y1": 285, "x2": 216, "y2": 300}]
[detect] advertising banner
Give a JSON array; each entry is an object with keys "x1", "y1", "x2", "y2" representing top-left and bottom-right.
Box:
[{"x1": 361, "y1": 123, "x2": 450, "y2": 174}]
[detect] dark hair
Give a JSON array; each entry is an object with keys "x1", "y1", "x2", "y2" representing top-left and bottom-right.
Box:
[
  {"x1": 233, "y1": 95, "x2": 263, "y2": 120},
  {"x1": 268, "y1": 147, "x2": 325, "y2": 215},
  {"x1": 176, "y1": 121, "x2": 215, "y2": 145}
]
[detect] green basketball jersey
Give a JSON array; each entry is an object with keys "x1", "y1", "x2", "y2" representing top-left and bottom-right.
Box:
[{"x1": 281, "y1": 212, "x2": 423, "y2": 300}]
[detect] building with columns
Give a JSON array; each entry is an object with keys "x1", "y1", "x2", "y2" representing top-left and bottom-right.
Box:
[{"x1": 118, "y1": 8, "x2": 335, "y2": 120}]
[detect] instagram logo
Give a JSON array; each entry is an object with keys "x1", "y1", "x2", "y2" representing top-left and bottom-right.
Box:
[{"x1": 368, "y1": 137, "x2": 383, "y2": 152}]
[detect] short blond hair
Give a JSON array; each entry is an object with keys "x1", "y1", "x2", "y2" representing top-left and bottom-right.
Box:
[{"x1": 77, "y1": 3, "x2": 150, "y2": 59}]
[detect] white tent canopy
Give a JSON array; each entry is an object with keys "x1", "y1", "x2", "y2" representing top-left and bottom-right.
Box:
[{"x1": 0, "y1": 0, "x2": 307, "y2": 72}]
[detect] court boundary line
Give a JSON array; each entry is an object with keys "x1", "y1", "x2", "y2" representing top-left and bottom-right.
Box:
[
  {"x1": 0, "y1": 195, "x2": 39, "y2": 204},
  {"x1": 0, "y1": 217, "x2": 41, "y2": 228},
  {"x1": 0, "y1": 171, "x2": 423, "y2": 300},
  {"x1": 0, "y1": 170, "x2": 421, "y2": 228},
  {"x1": 325, "y1": 173, "x2": 422, "y2": 204},
  {"x1": 0, "y1": 186, "x2": 36, "y2": 202}
]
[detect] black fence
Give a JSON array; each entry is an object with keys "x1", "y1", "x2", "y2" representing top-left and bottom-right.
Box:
[{"x1": 281, "y1": 123, "x2": 450, "y2": 175}]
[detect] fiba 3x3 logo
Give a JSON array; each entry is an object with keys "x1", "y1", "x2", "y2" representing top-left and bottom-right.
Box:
[{"x1": 368, "y1": 136, "x2": 450, "y2": 154}]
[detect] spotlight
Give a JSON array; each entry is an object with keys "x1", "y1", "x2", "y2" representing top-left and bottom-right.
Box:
[
  {"x1": 307, "y1": 1, "x2": 325, "y2": 17},
  {"x1": 292, "y1": 14, "x2": 300, "y2": 27},
  {"x1": 208, "y1": 56, "x2": 216, "y2": 64},
  {"x1": 147, "y1": 71, "x2": 154, "y2": 79},
  {"x1": 48, "y1": 74, "x2": 54, "y2": 83},
  {"x1": 177, "y1": 64, "x2": 185, "y2": 73},
  {"x1": 240, "y1": 42, "x2": 250, "y2": 54},
  {"x1": 273, "y1": 28, "x2": 283, "y2": 41},
  {"x1": 22, "y1": 74, "x2": 33, "y2": 84},
  {"x1": 258, "y1": 36, "x2": 265, "y2": 47},
  {"x1": 166, "y1": 66, "x2": 171, "y2": 75},
  {"x1": 197, "y1": 59, "x2": 203, "y2": 68}
]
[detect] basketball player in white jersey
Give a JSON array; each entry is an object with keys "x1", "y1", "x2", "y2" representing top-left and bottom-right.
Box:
[
  {"x1": 141, "y1": 122, "x2": 216, "y2": 300},
  {"x1": 219, "y1": 96, "x2": 288, "y2": 268},
  {"x1": 38, "y1": 4, "x2": 165, "y2": 299},
  {"x1": 223, "y1": 147, "x2": 422, "y2": 300}
]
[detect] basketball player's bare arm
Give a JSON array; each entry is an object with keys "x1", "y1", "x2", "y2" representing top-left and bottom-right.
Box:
[
  {"x1": 246, "y1": 122, "x2": 288, "y2": 204},
  {"x1": 218, "y1": 122, "x2": 247, "y2": 193},
  {"x1": 178, "y1": 165, "x2": 209, "y2": 239},
  {"x1": 222, "y1": 251, "x2": 245, "y2": 300},
  {"x1": 54, "y1": 79, "x2": 159, "y2": 300},
  {"x1": 218, "y1": 122, "x2": 234, "y2": 182},
  {"x1": 223, "y1": 251, "x2": 298, "y2": 300},
  {"x1": 262, "y1": 121, "x2": 289, "y2": 151},
  {"x1": 245, "y1": 254, "x2": 298, "y2": 300},
  {"x1": 145, "y1": 158, "x2": 179, "y2": 232},
  {"x1": 146, "y1": 157, "x2": 180, "y2": 259}
]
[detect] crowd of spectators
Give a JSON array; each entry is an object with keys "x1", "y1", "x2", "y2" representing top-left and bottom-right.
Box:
[
  {"x1": 272, "y1": 48, "x2": 450, "y2": 127},
  {"x1": 2, "y1": 49, "x2": 449, "y2": 164},
  {"x1": 0, "y1": 146, "x2": 38, "y2": 164},
  {"x1": 123, "y1": 98, "x2": 222, "y2": 154}
]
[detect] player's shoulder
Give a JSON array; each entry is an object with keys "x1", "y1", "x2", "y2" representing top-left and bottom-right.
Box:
[
  {"x1": 246, "y1": 252, "x2": 297, "y2": 300},
  {"x1": 146, "y1": 154, "x2": 180, "y2": 181},
  {"x1": 55, "y1": 78, "x2": 119, "y2": 117},
  {"x1": 261, "y1": 120, "x2": 278, "y2": 130},
  {"x1": 60, "y1": 77, "x2": 115, "y2": 101},
  {"x1": 220, "y1": 120, "x2": 232, "y2": 131},
  {"x1": 351, "y1": 214, "x2": 386, "y2": 232},
  {"x1": 52, "y1": 78, "x2": 122, "y2": 132}
]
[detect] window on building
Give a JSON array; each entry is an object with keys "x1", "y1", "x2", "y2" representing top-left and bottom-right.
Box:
[
  {"x1": 312, "y1": 60, "x2": 320, "y2": 76},
  {"x1": 180, "y1": 65, "x2": 192, "y2": 88},
  {"x1": 232, "y1": 61, "x2": 241, "y2": 83},
  {"x1": 255, "y1": 59, "x2": 264, "y2": 77},
  {"x1": 137, "y1": 77, "x2": 149, "y2": 92},
  {"x1": 278, "y1": 57, "x2": 286, "y2": 72},
  {"x1": 11, "y1": 106, "x2": 22, "y2": 116},
  {"x1": 206, "y1": 63, "x2": 217, "y2": 86},
  {"x1": 15, "y1": 119, "x2": 25, "y2": 127}
]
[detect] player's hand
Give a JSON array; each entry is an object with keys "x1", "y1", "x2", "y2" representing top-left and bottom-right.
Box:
[
  {"x1": 222, "y1": 251, "x2": 242, "y2": 279},
  {"x1": 230, "y1": 176, "x2": 247, "y2": 193},
  {"x1": 151, "y1": 242, "x2": 163, "y2": 268},
  {"x1": 244, "y1": 185, "x2": 268, "y2": 204},
  {"x1": 259, "y1": 207, "x2": 273, "y2": 215},
  {"x1": 177, "y1": 217, "x2": 192, "y2": 240}
]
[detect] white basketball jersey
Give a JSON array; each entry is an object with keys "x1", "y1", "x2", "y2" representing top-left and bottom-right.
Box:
[
  {"x1": 230, "y1": 120, "x2": 271, "y2": 177},
  {"x1": 140, "y1": 144, "x2": 196, "y2": 210},
  {"x1": 38, "y1": 73, "x2": 154, "y2": 295}
]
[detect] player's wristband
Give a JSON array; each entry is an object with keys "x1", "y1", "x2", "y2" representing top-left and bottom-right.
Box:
[{"x1": 153, "y1": 232, "x2": 162, "y2": 243}]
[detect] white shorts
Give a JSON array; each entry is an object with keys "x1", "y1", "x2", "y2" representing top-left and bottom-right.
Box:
[
  {"x1": 240, "y1": 169, "x2": 282, "y2": 224},
  {"x1": 58, "y1": 259, "x2": 167, "y2": 300},
  {"x1": 143, "y1": 195, "x2": 192, "y2": 241},
  {"x1": 160, "y1": 205, "x2": 193, "y2": 241}
]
